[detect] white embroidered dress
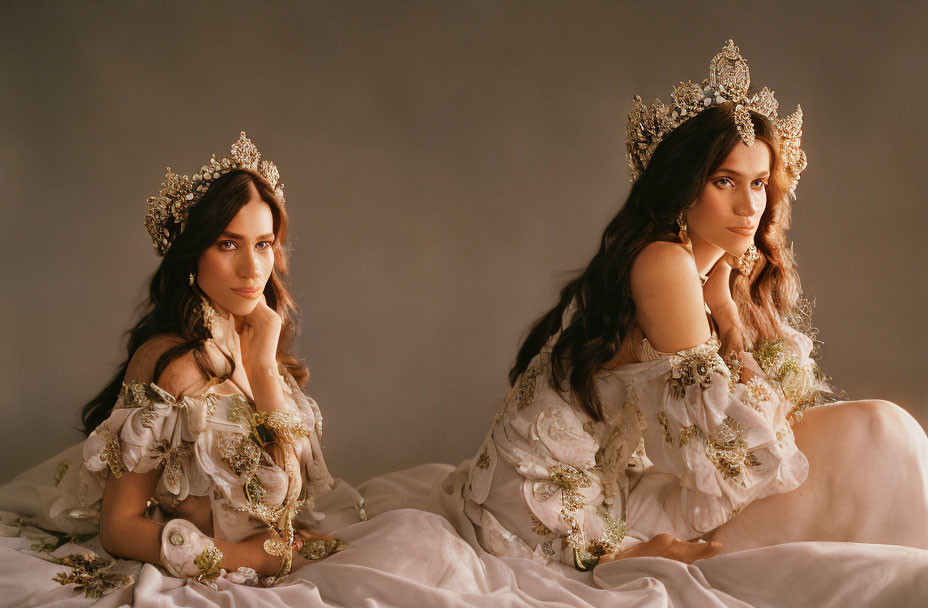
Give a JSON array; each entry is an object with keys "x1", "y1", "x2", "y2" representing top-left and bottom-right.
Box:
[
  {"x1": 81, "y1": 370, "x2": 364, "y2": 545},
  {"x1": 462, "y1": 305, "x2": 818, "y2": 567}
]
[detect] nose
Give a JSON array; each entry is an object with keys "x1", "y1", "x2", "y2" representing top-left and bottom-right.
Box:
[
  {"x1": 734, "y1": 186, "x2": 762, "y2": 218},
  {"x1": 238, "y1": 249, "x2": 261, "y2": 279}
]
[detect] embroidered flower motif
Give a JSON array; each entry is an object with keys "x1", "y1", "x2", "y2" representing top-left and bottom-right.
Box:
[
  {"x1": 667, "y1": 337, "x2": 727, "y2": 399},
  {"x1": 52, "y1": 553, "x2": 134, "y2": 599},
  {"x1": 704, "y1": 416, "x2": 761, "y2": 486}
]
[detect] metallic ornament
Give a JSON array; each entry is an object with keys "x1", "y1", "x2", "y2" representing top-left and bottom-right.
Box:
[
  {"x1": 626, "y1": 40, "x2": 807, "y2": 198},
  {"x1": 145, "y1": 132, "x2": 286, "y2": 256}
]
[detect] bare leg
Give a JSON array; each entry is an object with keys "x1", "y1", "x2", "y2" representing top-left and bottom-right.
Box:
[{"x1": 706, "y1": 399, "x2": 928, "y2": 553}]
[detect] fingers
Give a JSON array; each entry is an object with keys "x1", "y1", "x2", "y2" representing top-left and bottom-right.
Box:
[
  {"x1": 663, "y1": 540, "x2": 722, "y2": 564},
  {"x1": 599, "y1": 536, "x2": 723, "y2": 566}
]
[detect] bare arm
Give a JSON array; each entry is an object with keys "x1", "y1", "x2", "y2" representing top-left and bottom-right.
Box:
[
  {"x1": 599, "y1": 242, "x2": 725, "y2": 564},
  {"x1": 96, "y1": 337, "x2": 285, "y2": 575}
]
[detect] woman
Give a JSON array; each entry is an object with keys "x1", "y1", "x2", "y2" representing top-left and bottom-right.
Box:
[
  {"x1": 74, "y1": 132, "x2": 364, "y2": 585},
  {"x1": 460, "y1": 40, "x2": 928, "y2": 571}
]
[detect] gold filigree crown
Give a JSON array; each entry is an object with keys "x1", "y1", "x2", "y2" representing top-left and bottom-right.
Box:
[
  {"x1": 626, "y1": 40, "x2": 807, "y2": 197},
  {"x1": 145, "y1": 132, "x2": 285, "y2": 256}
]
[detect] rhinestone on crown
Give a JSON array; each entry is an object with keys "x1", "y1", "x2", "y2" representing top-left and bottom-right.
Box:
[
  {"x1": 626, "y1": 40, "x2": 807, "y2": 197},
  {"x1": 144, "y1": 132, "x2": 285, "y2": 256}
]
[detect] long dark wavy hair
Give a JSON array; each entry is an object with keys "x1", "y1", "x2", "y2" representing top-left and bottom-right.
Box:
[
  {"x1": 510, "y1": 103, "x2": 809, "y2": 422},
  {"x1": 81, "y1": 170, "x2": 307, "y2": 435}
]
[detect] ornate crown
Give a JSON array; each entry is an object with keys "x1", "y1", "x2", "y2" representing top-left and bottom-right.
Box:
[
  {"x1": 626, "y1": 40, "x2": 807, "y2": 197},
  {"x1": 144, "y1": 132, "x2": 286, "y2": 256}
]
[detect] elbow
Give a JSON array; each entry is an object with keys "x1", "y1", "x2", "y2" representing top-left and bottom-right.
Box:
[
  {"x1": 97, "y1": 515, "x2": 137, "y2": 560},
  {"x1": 97, "y1": 519, "x2": 120, "y2": 558}
]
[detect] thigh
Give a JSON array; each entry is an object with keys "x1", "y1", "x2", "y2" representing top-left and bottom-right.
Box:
[{"x1": 705, "y1": 400, "x2": 928, "y2": 552}]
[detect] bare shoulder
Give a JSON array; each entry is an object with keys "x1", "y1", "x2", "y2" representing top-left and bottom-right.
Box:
[
  {"x1": 629, "y1": 241, "x2": 711, "y2": 353},
  {"x1": 125, "y1": 334, "x2": 208, "y2": 398}
]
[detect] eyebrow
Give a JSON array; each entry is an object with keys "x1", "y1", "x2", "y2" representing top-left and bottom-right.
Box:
[
  {"x1": 713, "y1": 167, "x2": 770, "y2": 178},
  {"x1": 219, "y1": 231, "x2": 275, "y2": 241}
]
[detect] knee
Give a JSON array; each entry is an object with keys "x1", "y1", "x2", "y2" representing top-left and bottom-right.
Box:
[{"x1": 838, "y1": 400, "x2": 927, "y2": 452}]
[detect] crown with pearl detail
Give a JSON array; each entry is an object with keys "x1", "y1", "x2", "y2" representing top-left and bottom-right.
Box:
[
  {"x1": 626, "y1": 40, "x2": 807, "y2": 197},
  {"x1": 144, "y1": 132, "x2": 285, "y2": 256}
]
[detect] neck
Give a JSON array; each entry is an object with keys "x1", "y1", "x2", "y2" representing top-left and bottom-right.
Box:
[{"x1": 689, "y1": 232, "x2": 725, "y2": 277}]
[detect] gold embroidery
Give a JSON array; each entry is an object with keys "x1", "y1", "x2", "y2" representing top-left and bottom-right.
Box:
[
  {"x1": 657, "y1": 411, "x2": 673, "y2": 444},
  {"x1": 51, "y1": 553, "x2": 133, "y2": 599},
  {"x1": 679, "y1": 425, "x2": 699, "y2": 446},
  {"x1": 475, "y1": 449, "x2": 490, "y2": 469},
  {"x1": 585, "y1": 510, "x2": 627, "y2": 556},
  {"x1": 192, "y1": 543, "x2": 223, "y2": 580},
  {"x1": 256, "y1": 411, "x2": 309, "y2": 443},
  {"x1": 529, "y1": 514, "x2": 551, "y2": 536},
  {"x1": 754, "y1": 338, "x2": 824, "y2": 422},
  {"x1": 150, "y1": 440, "x2": 192, "y2": 491},
  {"x1": 101, "y1": 433, "x2": 126, "y2": 478},
  {"x1": 54, "y1": 461, "x2": 69, "y2": 487},
  {"x1": 667, "y1": 338, "x2": 727, "y2": 399},
  {"x1": 547, "y1": 465, "x2": 592, "y2": 512},
  {"x1": 217, "y1": 433, "x2": 261, "y2": 480},
  {"x1": 704, "y1": 416, "x2": 761, "y2": 485},
  {"x1": 514, "y1": 364, "x2": 546, "y2": 411}
]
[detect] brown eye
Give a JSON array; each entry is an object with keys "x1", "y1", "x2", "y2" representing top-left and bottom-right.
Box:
[{"x1": 218, "y1": 240, "x2": 237, "y2": 250}]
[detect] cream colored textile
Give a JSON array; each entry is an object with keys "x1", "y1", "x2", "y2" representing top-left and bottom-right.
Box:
[
  {"x1": 463, "y1": 304, "x2": 812, "y2": 566},
  {"x1": 3, "y1": 458, "x2": 928, "y2": 606}
]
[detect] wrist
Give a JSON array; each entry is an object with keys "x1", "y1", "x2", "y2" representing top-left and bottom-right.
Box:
[
  {"x1": 710, "y1": 301, "x2": 740, "y2": 328},
  {"x1": 160, "y1": 519, "x2": 223, "y2": 581}
]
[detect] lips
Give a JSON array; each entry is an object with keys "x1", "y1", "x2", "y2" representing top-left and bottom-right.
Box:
[
  {"x1": 726, "y1": 226, "x2": 755, "y2": 236},
  {"x1": 232, "y1": 287, "x2": 262, "y2": 298}
]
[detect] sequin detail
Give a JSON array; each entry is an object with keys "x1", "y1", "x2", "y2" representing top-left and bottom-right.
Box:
[
  {"x1": 704, "y1": 416, "x2": 761, "y2": 485},
  {"x1": 667, "y1": 337, "x2": 727, "y2": 399}
]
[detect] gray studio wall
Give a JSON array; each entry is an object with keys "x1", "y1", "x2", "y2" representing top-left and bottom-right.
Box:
[{"x1": 2, "y1": 2, "x2": 926, "y2": 484}]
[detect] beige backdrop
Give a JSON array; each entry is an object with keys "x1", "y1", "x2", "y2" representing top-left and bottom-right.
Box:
[{"x1": 2, "y1": 2, "x2": 926, "y2": 484}]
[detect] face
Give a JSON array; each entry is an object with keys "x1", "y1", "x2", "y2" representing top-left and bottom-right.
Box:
[
  {"x1": 196, "y1": 182, "x2": 276, "y2": 318},
  {"x1": 686, "y1": 140, "x2": 771, "y2": 257}
]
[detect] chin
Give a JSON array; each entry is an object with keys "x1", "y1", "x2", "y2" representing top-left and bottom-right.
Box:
[{"x1": 211, "y1": 298, "x2": 258, "y2": 318}]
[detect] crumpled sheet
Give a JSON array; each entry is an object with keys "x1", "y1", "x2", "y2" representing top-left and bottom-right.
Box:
[{"x1": 2, "y1": 449, "x2": 927, "y2": 607}]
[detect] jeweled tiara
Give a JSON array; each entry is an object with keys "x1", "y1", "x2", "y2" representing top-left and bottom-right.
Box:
[
  {"x1": 144, "y1": 132, "x2": 285, "y2": 256},
  {"x1": 626, "y1": 40, "x2": 807, "y2": 197}
]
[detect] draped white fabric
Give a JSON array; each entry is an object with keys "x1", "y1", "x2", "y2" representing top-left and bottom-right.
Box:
[{"x1": 3, "y1": 447, "x2": 928, "y2": 607}]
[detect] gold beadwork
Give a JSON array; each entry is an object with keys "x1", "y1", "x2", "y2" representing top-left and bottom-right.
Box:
[
  {"x1": 475, "y1": 449, "x2": 490, "y2": 469},
  {"x1": 514, "y1": 364, "x2": 546, "y2": 411},
  {"x1": 679, "y1": 424, "x2": 699, "y2": 446},
  {"x1": 735, "y1": 243, "x2": 760, "y2": 275},
  {"x1": 657, "y1": 411, "x2": 674, "y2": 444},
  {"x1": 256, "y1": 411, "x2": 310, "y2": 443},
  {"x1": 54, "y1": 461, "x2": 69, "y2": 487},
  {"x1": 296, "y1": 537, "x2": 348, "y2": 561},
  {"x1": 753, "y1": 338, "x2": 824, "y2": 423},
  {"x1": 193, "y1": 543, "x2": 223, "y2": 580},
  {"x1": 547, "y1": 465, "x2": 592, "y2": 512},
  {"x1": 626, "y1": 40, "x2": 807, "y2": 197},
  {"x1": 704, "y1": 416, "x2": 761, "y2": 485},
  {"x1": 529, "y1": 514, "x2": 552, "y2": 537},
  {"x1": 101, "y1": 433, "x2": 127, "y2": 479},
  {"x1": 145, "y1": 132, "x2": 286, "y2": 256},
  {"x1": 667, "y1": 337, "x2": 727, "y2": 399}
]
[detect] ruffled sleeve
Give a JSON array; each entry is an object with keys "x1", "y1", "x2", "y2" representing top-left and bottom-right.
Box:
[
  {"x1": 82, "y1": 381, "x2": 214, "y2": 502},
  {"x1": 630, "y1": 335, "x2": 809, "y2": 536}
]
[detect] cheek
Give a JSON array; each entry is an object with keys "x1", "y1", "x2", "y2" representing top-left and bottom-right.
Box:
[
  {"x1": 690, "y1": 191, "x2": 726, "y2": 226},
  {"x1": 197, "y1": 251, "x2": 231, "y2": 287}
]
